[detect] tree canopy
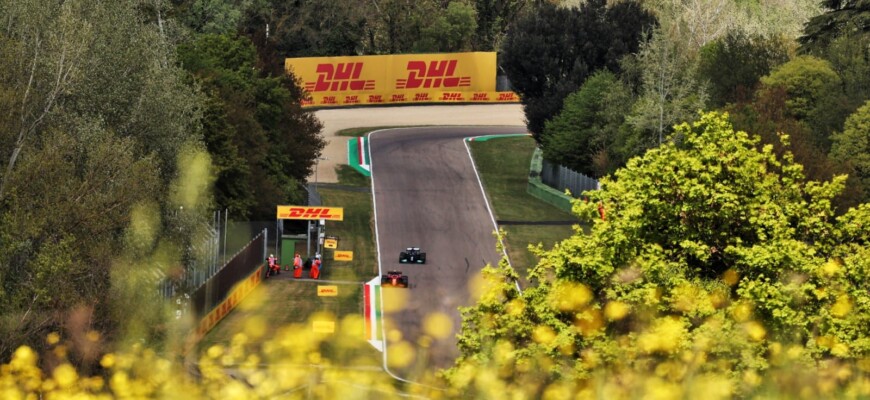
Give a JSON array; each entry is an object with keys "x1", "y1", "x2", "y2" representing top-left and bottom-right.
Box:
[
  {"x1": 799, "y1": 0, "x2": 870, "y2": 54},
  {"x1": 448, "y1": 112, "x2": 870, "y2": 397},
  {"x1": 830, "y1": 100, "x2": 870, "y2": 202},
  {"x1": 177, "y1": 33, "x2": 324, "y2": 220},
  {"x1": 0, "y1": 0, "x2": 206, "y2": 359},
  {"x1": 541, "y1": 70, "x2": 632, "y2": 178},
  {"x1": 500, "y1": 0, "x2": 657, "y2": 140},
  {"x1": 697, "y1": 30, "x2": 791, "y2": 108}
]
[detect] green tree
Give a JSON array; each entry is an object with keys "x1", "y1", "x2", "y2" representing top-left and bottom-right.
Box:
[
  {"x1": 243, "y1": 0, "x2": 368, "y2": 58},
  {"x1": 728, "y1": 89, "x2": 834, "y2": 185},
  {"x1": 542, "y1": 70, "x2": 632, "y2": 178},
  {"x1": 799, "y1": 0, "x2": 870, "y2": 54},
  {"x1": 0, "y1": 0, "x2": 207, "y2": 360},
  {"x1": 501, "y1": 0, "x2": 657, "y2": 140},
  {"x1": 697, "y1": 29, "x2": 791, "y2": 108},
  {"x1": 758, "y1": 55, "x2": 846, "y2": 149},
  {"x1": 626, "y1": 27, "x2": 708, "y2": 147},
  {"x1": 448, "y1": 112, "x2": 870, "y2": 397},
  {"x1": 360, "y1": 0, "x2": 438, "y2": 54},
  {"x1": 830, "y1": 100, "x2": 870, "y2": 202},
  {"x1": 177, "y1": 33, "x2": 324, "y2": 219},
  {"x1": 470, "y1": 0, "x2": 532, "y2": 51},
  {"x1": 815, "y1": 33, "x2": 870, "y2": 116},
  {"x1": 413, "y1": 1, "x2": 477, "y2": 52},
  {"x1": 182, "y1": 0, "x2": 247, "y2": 35}
]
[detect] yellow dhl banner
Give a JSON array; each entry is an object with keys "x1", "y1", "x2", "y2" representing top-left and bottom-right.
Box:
[
  {"x1": 301, "y1": 90, "x2": 520, "y2": 107},
  {"x1": 285, "y1": 52, "x2": 520, "y2": 107},
  {"x1": 334, "y1": 251, "x2": 353, "y2": 261},
  {"x1": 276, "y1": 206, "x2": 344, "y2": 221},
  {"x1": 317, "y1": 286, "x2": 339, "y2": 297}
]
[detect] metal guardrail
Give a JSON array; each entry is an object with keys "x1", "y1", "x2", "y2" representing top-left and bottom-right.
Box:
[{"x1": 540, "y1": 157, "x2": 599, "y2": 197}]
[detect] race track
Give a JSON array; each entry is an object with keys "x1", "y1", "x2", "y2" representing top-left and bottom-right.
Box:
[{"x1": 370, "y1": 126, "x2": 527, "y2": 375}]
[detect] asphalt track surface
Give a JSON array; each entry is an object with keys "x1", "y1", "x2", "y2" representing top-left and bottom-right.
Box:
[
  {"x1": 312, "y1": 104, "x2": 525, "y2": 183},
  {"x1": 370, "y1": 126, "x2": 527, "y2": 376}
]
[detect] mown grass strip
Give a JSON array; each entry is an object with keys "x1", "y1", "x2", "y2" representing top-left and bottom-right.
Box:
[{"x1": 468, "y1": 136, "x2": 578, "y2": 279}]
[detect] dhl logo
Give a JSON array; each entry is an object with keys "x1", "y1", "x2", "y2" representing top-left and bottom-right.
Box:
[
  {"x1": 276, "y1": 206, "x2": 344, "y2": 221},
  {"x1": 498, "y1": 92, "x2": 518, "y2": 101},
  {"x1": 396, "y1": 60, "x2": 471, "y2": 89},
  {"x1": 440, "y1": 92, "x2": 465, "y2": 101},
  {"x1": 472, "y1": 92, "x2": 490, "y2": 101},
  {"x1": 344, "y1": 95, "x2": 360, "y2": 104},
  {"x1": 321, "y1": 96, "x2": 337, "y2": 105},
  {"x1": 334, "y1": 251, "x2": 353, "y2": 261},
  {"x1": 414, "y1": 93, "x2": 431, "y2": 101},
  {"x1": 317, "y1": 286, "x2": 339, "y2": 297},
  {"x1": 304, "y1": 63, "x2": 376, "y2": 92},
  {"x1": 391, "y1": 94, "x2": 407, "y2": 102},
  {"x1": 368, "y1": 94, "x2": 384, "y2": 103}
]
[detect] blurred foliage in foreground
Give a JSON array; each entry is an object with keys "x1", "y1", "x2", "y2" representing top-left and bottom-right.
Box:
[
  {"x1": 448, "y1": 111, "x2": 870, "y2": 398},
  {"x1": 2, "y1": 111, "x2": 870, "y2": 398}
]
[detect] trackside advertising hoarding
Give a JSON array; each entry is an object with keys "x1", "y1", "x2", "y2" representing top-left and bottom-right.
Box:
[
  {"x1": 285, "y1": 52, "x2": 520, "y2": 107},
  {"x1": 276, "y1": 206, "x2": 344, "y2": 221}
]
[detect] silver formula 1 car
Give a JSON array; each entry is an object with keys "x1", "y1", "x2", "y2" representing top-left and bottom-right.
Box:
[{"x1": 399, "y1": 247, "x2": 426, "y2": 264}]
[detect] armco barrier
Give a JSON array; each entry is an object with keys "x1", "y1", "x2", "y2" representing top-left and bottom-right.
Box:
[
  {"x1": 191, "y1": 232, "x2": 266, "y2": 333},
  {"x1": 527, "y1": 148, "x2": 575, "y2": 213}
]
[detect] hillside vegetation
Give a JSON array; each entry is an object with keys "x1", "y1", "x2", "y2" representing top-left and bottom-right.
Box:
[{"x1": 2, "y1": 0, "x2": 870, "y2": 398}]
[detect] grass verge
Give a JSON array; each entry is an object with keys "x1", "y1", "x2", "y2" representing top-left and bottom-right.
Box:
[
  {"x1": 469, "y1": 136, "x2": 578, "y2": 279},
  {"x1": 198, "y1": 169, "x2": 377, "y2": 363}
]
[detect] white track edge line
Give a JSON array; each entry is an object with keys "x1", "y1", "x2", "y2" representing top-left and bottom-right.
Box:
[{"x1": 367, "y1": 128, "x2": 444, "y2": 392}]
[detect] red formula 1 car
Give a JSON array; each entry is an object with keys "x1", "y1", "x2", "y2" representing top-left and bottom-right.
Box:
[{"x1": 381, "y1": 270, "x2": 409, "y2": 288}]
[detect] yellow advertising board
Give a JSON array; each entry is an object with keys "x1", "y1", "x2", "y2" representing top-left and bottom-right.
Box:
[
  {"x1": 323, "y1": 238, "x2": 338, "y2": 249},
  {"x1": 317, "y1": 286, "x2": 338, "y2": 297},
  {"x1": 300, "y1": 90, "x2": 519, "y2": 107},
  {"x1": 334, "y1": 251, "x2": 353, "y2": 261},
  {"x1": 276, "y1": 206, "x2": 344, "y2": 221},
  {"x1": 313, "y1": 320, "x2": 336, "y2": 333},
  {"x1": 285, "y1": 52, "x2": 520, "y2": 107}
]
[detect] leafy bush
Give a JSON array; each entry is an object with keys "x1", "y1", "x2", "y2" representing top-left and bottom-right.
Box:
[{"x1": 448, "y1": 112, "x2": 870, "y2": 398}]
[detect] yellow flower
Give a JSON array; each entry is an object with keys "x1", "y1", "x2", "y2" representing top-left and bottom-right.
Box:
[
  {"x1": 832, "y1": 342, "x2": 850, "y2": 357},
  {"x1": 52, "y1": 363, "x2": 78, "y2": 389},
  {"x1": 46, "y1": 332, "x2": 61, "y2": 346},
  {"x1": 574, "y1": 308, "x2": 604, "y2": 336},
  {"x1": 743, "y1": 321, "x2": 766, "y2": 341},
  {"x1": 638, "y1": 317, "x2": 686, "y2": 354},
  {"x1": 423, "y1": 312, "x2": 453, "y2": 339},
  {"x1": 722, "y1": 269, "x2": 739, "y2": 285},
  {"x1": 604, "y1": 301, "x2": 629, "y2": 321},
  {"x1": 533, "y1": 325, "x2": 556, "y2": 344},
  {"x1": 816, "y1": 336, "x2": 834, "y2": 349},
  {"x1": 10, "y1": 346, "x2": 37, "y2": 371},
  {"x1": 821, "y1": 259, "x2": 842, "y2": 277},
  {"x1": 549, "y1": 281, "x2": 593, "y2": 312},
  {"x1": 731, "y1": 302, "x2": 753, "y2": 322},
  {"x1": 86, "y1": 330, "x2": 100, "y2": 342},
  {"x1": 743, "y1": 370, "x2": 762, "y2": 387},
  {"x1": 831, "y1": 295, "x2": 852, "y2": 318},
  {"x1": 100, "y1": 353, "x2": 115, "y2": 369}
]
